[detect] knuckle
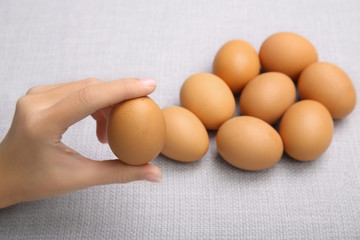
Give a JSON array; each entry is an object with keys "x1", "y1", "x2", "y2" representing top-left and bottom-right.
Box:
[
  {"x1": 15, "y1": 96, "x2": 44, "y2": 138},
  {"x1": 116, "y1": 78, "x2": 138, "y2": 98},
  {"x1": 23, "y1": 115, "x2": 41, "y2": 136},
  {"x1": 19, "y1": 112, "x2": 43, "y2": 139},
  {"x1": 83, "y1": 78, "x2": 102, "y2": 86},
  {"x1": 26, "y1": 86, "x2": 42, "y2": 95},
  {"x1": 15, "y1": 95, "x2": 32, "y2": 112},
  {"x1": 74, "y1": 79, "x2": 102, "y2": 105},
  {"x1": 111, "y1": 174, "x2": 129, "y2": 184},
  {"x1": 120, "y1": 78, "x2": 136, "y2": 89},
  {"x1": 112, "y1": 170, "x2": 128, "y2": 183},
  {"x1": 77, "y1": 86, "x2": 95, "y2": 106},
  {"x1": 107, "y1": 162, "x2": 133, "y2": 184}
]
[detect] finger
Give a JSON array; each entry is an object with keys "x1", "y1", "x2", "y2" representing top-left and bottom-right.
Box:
[
  {"x1": 26, "y1": 78, "x2": 101, "y2": 95},
  {"x1": 91, "y1": 111, "x2": 108, "y2": 143},
  {"x1": 80, "y1": 160, "x2": 162, "y2": 187},
  {"x1": 27, "y1": 78, "x2": 103, "y2": 109},
  {"x1": 47, "y1": 78, "x2": 156, "y2": 130},
  {"x1": 24, "y1": 78, "x2": 103, "y2": 111},
  {"x1": 26, "y1": 82, "x2": 72, "y2": 95}
]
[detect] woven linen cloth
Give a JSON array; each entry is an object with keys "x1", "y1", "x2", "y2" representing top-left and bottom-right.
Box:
[{"x1": 0, "y1": 0, "x2": 359, "y2": 239}]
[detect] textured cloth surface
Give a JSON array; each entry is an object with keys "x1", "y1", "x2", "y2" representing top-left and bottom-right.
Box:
[{"x1": 0, "y1": 0, "x2": 360, "y2": 239}]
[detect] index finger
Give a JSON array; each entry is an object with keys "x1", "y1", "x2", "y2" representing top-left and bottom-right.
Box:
[{"x1": 46, "y1": 78, "x2": 156, "y2": 130}]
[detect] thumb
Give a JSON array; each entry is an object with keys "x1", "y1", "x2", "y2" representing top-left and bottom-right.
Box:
[{"x1": 80, "y1": 159, "x2": 162, "y2": 187}]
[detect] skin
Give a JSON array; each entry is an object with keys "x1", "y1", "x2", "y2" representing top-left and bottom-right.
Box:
[{"x1": 0, "y1": 78, "x2": 162, "y2": 209}]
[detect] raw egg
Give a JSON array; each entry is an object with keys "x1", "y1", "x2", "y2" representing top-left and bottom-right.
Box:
[
  {"x1": 213, "y1": 40, "x2": 260, "y2": 93},
  {"x1": 180, "y1": 72, "x2": 235, "y2": 130},
  {"x1": 107, "y1": 96, "x2": 166, "y2": 165},
  {"x1": 239, "y1": 72, "x2": 296, "y2": 124},
  {"x1": 216, "y1": 116, "x2": 283, "y2": 171},
  {"x1": 161, "y1": 106, "x2": 209, "y2": 162},
  {"x1": 259, "y1": 32, "x2": 318, "y2": 79},
  {"x1": 298, "y1": 62, "x2": 356, "y2": 119},
  {"x1": 279, "y1": 100, "x2": 334, "y2": 161}
]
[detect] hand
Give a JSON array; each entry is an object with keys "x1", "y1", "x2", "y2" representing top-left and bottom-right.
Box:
[{"x1": 0, "y1": 78, "x2": 162, "y2": 208}]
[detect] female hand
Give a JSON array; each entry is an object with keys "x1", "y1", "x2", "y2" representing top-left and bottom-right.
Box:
[{"x1": 0, "y1": 78, "x2": 162, "y2": 208}]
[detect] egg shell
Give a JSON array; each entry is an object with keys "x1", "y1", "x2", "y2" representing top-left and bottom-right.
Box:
[
  {"x1": 240, "y1": 72, "x2": 296, "y2": 124},
  {"x1": 216, "y1": 116, "x2": 283, "y2": 171},
  {"x1": 259, "y1": 32, "x2": 318, "y2": 79},
  {"x1": 107, "y1": 96, "x2": 166, "y2": 165},
  {"x1": 279, "y1": 100, "x2": 334, "y2": 161},
  {"x1": 161, "y1": 106, "x2": 209, "y2": 162},
  {"x1": 213, "y1": 40, "x2": 260, "y2": 93},
  {"x1": 298, "y1": 62, "x2": 357, "y2": 119},
  {"x1": 180, "y1": 72, "x2": 236, "y2": 130}
]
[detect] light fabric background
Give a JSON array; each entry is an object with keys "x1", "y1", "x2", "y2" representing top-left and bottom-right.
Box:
[{"x1": 0, "y1": 0, "x2": 359, "y2": 239}]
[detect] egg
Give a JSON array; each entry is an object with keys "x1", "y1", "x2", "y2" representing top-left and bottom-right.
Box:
[
  {"x1": 298, "y1": 62, "x2": 356, "y2": 119},
  {"x1": 239, "y1": 72, "x2": 296, "y2": 124},
  {"x1": 107, "y1": 96, "x2": 166, "y2": 165},
  {"x1": 161, "y1": 106, "x2": 209, "y2": 162},
  {"x1": 279, "y1": 100, "x2": 334, "y2": 161},
  {"x1": 216, "y1": 116, "x2": 283, "y2": 171},
  {"x1": 259, "y1": 32, "x2": 318, "y2": 79},
  {"x1": 180, "y1": 72, "x2": 236, "y2": 130},
  {"x1": 213, "y1": 40, "x2": 260, "y2": 93}
]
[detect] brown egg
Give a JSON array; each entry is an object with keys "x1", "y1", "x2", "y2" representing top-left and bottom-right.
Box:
[
  {"x1": 180, "y1": 72, "x2": 235, "y2": 130},
  {"x1": 298, "y1": 62, "x2": 356, "y2": 119},
  {"x1": 259, "y1": 32, "x2": 318, "y2": 79},
  {"x1": 107, "y1": 96, "x2": 166, "y2": 165},
  {"x1": 216, "y1": 116, "x2": 283, "y2": 171},
  {"x1": 240, "y1": 72, "x2": 296, "y2": 124},
  {"x1": 161, "y1": 106, "x2": 209, "y2": 162},
  {"x1": 279, "y1": 100, "x2": 334, "y2": 161},
  {"x1": 213, "y1": 40, "x2": 260, "y2": 93}
]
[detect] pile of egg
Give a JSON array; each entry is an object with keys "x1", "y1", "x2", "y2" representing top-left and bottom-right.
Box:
[{"x1": 108, "y1": 32, "x2": 356, "y2": 171}]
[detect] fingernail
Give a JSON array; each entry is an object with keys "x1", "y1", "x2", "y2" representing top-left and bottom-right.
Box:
[
  {"x1": 143, "y1": 173, "x2": 162, "y2": 183},
  {"x1": 140, "y1": 78, "x2": 157, "y2": 87}
]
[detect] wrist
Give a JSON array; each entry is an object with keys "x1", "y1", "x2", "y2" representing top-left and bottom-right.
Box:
[
  {"x1": 0, "y1": 145, "x2": 20, "y2": 208},
  {"x1": 0, "y1": 180, "x2": 17, "y2": 209}
]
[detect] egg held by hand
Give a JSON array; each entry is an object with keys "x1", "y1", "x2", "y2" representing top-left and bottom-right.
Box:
[{"x1": 107, "y1": 96, "x2": 166, "y2": 165}]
